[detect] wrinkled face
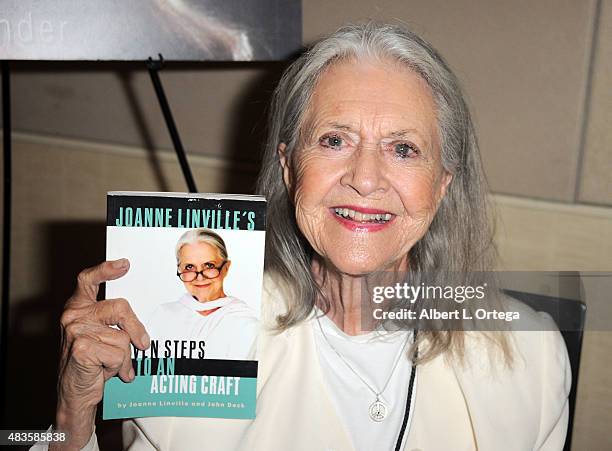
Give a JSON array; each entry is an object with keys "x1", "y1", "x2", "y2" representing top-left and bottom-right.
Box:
[
  {"x1": 177, "y1": 241, "x2": 230, "y2": 302},
  {"x1": 280, "y1": 58, "x2": 452, "y2": 275}
]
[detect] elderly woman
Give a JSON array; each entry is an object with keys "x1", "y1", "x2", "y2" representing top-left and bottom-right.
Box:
[
  {"x1": 145, "y1": 228, "x2": 257, "y2": 360},
  {"x1": 51, "y1": 23, "x2": 570, "y2": 451}
]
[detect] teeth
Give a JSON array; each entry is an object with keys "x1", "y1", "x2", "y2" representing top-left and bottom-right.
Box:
[{"x1": 333, "y1": 208, "x2": 393, "y2": 222}]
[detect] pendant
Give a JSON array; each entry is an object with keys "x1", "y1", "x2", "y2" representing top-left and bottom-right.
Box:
[{"x1": 368, "y1": 398, "x2": 387, "y2": 422}]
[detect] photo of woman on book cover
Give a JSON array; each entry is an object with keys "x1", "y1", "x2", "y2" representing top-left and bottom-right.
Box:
[{"x1": 146, "y1": 228, "x2": 258, "y2": 360}]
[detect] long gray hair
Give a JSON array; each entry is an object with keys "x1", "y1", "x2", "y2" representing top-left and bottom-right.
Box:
[{"x1": 257, "y1": 22, "x2": 509, "y2": 363}]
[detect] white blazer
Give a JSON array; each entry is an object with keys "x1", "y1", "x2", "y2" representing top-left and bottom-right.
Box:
[{"x1": 68, "y1": 277, "x2": 572, "y2": 451}]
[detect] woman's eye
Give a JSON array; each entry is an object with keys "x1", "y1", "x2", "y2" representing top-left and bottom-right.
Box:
[
  {"x1": 394, "y1": 142, "x2": 418, "y2": 159},
  {"x1": 184, "y1": 264, "x2": 194, "y2": 270},
  {"x1": 319, "y1": 134, "x2": 344, "y2": 149},
  {"x1": 204, "y1": 262, "x2": 216, "y2": 269}
]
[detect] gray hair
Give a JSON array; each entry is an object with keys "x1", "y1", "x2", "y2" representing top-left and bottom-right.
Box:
[
  {"x1": 256, "y1": 22, "x2": 507, "y2": 363},
  {"x1": 175, "y1": 228, "x2": 228, "y2": 263}
]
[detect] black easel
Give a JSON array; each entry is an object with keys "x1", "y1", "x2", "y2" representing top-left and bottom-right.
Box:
[
  {"x1": 1, "y1": 61, "x2": 11, "y2": 425},
  {"x1": 147, "y1": 54, "x2": 198, "y2": 193},
  {"x1": 0, "y1": 56, "x2": 199, "y2": 424}
]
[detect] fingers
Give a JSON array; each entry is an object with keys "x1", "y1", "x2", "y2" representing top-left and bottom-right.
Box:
[
  {"x1": 91, "y1": 328, "x2": 135, "y2": 382},
  {"x1": 64, "y1": 323, "x2": 135, "y2": 382},
  {"x1": 72, "y1": 259, "x2": 130, "y2": 304},
  {"x1": 70, "y1": 334, "x2": 133, "y2": 384},
  {"x1": 94, "y1": 298, "x2": 150, "y2": 350},
  {"x1": 56, "y1": 260, "x2": 140, "y2": 436},
  {"x1": 91, "y1": 325, "x2": 135, "y2": 382},
  {"x1": 63, "y1": 297, "x2": 150, "y2": 351},
  {"x1": 64, "y1": 259, "x2": 148, "y2": 350}
]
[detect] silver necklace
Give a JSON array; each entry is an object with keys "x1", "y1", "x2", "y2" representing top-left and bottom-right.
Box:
[{"x1": 315, "y1": 314, "x2": 412, "y2": 422}]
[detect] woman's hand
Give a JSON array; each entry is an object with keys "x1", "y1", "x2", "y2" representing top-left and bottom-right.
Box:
[{"x1": 52, "y1": 259, "x2": 150, "y2": 450}]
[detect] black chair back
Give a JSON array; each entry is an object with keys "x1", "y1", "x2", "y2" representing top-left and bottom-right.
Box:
[{"x1": 503, "y1": 289, "x2": 586, "y2": 451}]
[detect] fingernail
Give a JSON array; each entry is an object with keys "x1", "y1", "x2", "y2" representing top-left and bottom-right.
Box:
[
  {"x1": 112, "y1": 258, "x2": 128, "y2": 269},
  {"x1": 129, "y1": 367, "x2": 135, "y2": 381},
  {"x1": 141, "y1": 332, "x2": 151, "y2": 349}
]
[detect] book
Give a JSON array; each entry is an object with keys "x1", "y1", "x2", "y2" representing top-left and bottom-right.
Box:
[{"x1": 102, "y1": 191, "x2": 266, "y2": 420}]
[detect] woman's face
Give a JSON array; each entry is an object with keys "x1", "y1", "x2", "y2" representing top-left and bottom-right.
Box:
[
  {"x1": 178, "y1": 241, "x2": 229, "y2": 302},
  {"x1": 281, "y1": 58, "x2": 452, "y2": 275}
]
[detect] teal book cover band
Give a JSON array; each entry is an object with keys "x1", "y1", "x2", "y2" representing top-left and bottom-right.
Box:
[{"x1": 103, "y1": 192, "x2": 266, "y2": 420}]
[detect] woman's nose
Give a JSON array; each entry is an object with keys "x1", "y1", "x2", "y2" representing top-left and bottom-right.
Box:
[{"x1": 340, "y1": 146, "x2": 389, "y2": 196}]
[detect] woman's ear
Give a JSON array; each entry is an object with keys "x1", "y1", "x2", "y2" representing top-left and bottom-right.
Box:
[
  {"x1": 436, "y1": 171, "x2": 453, "y2": 205},
  {"x1": 278, "y1": 143, "x2": 292, "y2": 192}
]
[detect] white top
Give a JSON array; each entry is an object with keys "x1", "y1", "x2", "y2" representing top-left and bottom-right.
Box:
[
  {"x1": 33, "y1": 279, "x2": 571, "y2": 451},
  {"x1": 312, "y1": 310, "x2": 416, "y2": 451},
  {"x1": 146, "y1": 294, "x2": 258, "y2": 360}
]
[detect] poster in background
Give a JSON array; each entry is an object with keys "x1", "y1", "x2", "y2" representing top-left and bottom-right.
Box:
[{"x1": 0, "y1": 0, "x2": 301, "y2": 60}]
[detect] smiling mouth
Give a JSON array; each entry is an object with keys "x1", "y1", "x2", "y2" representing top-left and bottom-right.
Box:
[{"x1": 332, "y1": 207, "x2": 394, "y2": 223}]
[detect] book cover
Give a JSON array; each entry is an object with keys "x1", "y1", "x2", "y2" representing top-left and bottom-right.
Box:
[{"x1": 102, "y1": 191, "x2": 266, "y2": 420}]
